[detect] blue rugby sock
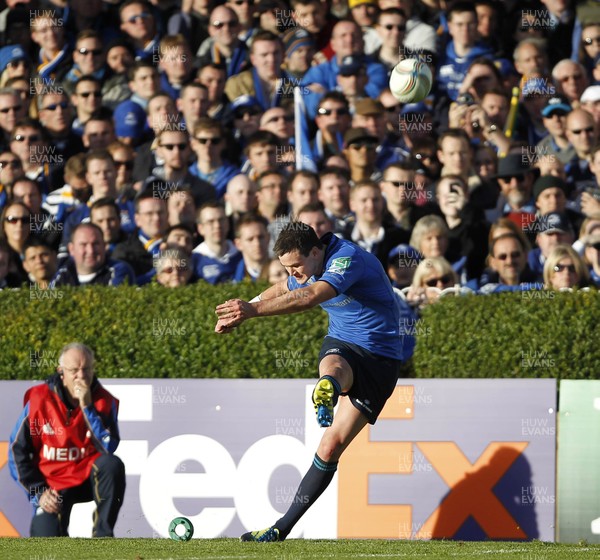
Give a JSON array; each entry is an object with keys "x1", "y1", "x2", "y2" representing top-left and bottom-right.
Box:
[{"x1": 274, "y1": 454, "x2": 338, "y2": 539}]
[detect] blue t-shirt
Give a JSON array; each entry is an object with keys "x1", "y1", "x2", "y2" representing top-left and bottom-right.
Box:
[{"x1": 287, "y1": 233, "x2": 404, "y2": 360}]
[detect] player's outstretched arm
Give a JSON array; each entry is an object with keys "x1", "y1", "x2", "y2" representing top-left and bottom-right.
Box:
[{"x1": 215, "y1": 280, "x2": 335, "y2": 332}]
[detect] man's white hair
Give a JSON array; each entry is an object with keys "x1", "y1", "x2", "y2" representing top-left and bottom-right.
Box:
[{"x1": 58, "y1": 342, "x2": 95, "y2": 368}]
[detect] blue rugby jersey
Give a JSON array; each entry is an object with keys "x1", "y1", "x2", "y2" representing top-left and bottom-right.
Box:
[{"x1": 287, "y1": 233, "x2": 405, "y2": 360}]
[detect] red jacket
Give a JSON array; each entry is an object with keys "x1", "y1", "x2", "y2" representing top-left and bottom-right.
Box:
[{"x1": 9, "y1": 374, "x2": 120, "y2": 497}]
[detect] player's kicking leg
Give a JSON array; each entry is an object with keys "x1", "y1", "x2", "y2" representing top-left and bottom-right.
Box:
[{"x1": 240, "y1": 397, "x2": 368, "y2": 542}]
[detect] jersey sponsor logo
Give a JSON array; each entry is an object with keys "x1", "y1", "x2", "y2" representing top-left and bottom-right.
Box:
[
  {"x1": 43, "y1": 444, "x2": 87, "y2": 462},
  {"x1": 329, "y1": 257, "x2": 351, "y2": 275},
  {"x1": 324, "y1": 348, "x2": 341, "y2": 355}
]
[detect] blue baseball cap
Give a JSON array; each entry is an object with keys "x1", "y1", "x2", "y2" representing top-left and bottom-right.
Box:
[
  {"x1": 0, "y1": 45, "x2": 29, "y2": 74},
  {"x1": 113, "y1": 102, "x2": 147, "y2": 138},
  {"x1": 541, "y1": 95, "x2": 571, "y2": 118}
]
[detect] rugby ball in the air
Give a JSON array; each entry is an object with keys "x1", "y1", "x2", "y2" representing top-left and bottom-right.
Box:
[{"x1": 389, "y1": 58, "x2": 433, "y2": 103}]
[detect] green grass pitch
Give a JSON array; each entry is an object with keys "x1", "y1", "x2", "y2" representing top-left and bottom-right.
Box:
[{"x1": 1, "y1": 539, "x2": 600, "y2": 560}]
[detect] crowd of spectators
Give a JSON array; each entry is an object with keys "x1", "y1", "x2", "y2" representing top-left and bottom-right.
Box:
[{"x1": 0, "y1": 0, "x2": 598, "y2": 309}]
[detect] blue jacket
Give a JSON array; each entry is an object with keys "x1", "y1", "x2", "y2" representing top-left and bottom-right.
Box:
[{"x1": 436, "y1": 41, "x2": 494, "y2": 101}]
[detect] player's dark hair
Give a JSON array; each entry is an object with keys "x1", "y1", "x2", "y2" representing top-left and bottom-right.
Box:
[
  {"x1": 23, "y1": 236, "x2": 55, "y2": 253},
  {"x1": 273, "y1": 221, "x2": 323, "y2": 257}
]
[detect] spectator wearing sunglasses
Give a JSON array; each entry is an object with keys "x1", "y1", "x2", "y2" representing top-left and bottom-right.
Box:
[
  {"x1": 564, "y1": 108, "x2": 597, "y2": 193},
  {"x1": 10, "y1": 118, "x2": 62, "y2": 196},
  {"x1": 70, "y1": 76, "x2": 104, "y2": 137},
  {"x1": 342, "y1": 127, "x2": 380, "y2": 184},
  {"x1": 0, "y1": 200, "x2": 31, "y2": 284},
  {"x1": 534, "y1": 94, "x2": 575, "y2": 165},
  {"x1": 527, "y1": 211, "x2": 575, "y2": 283},
  {"x1": 37, "y1": 92, "x2": 85, "y2": 180},
  {"x1": 226, "y1": 95, "x2": 263, "y2": 149},
  {"x1": 372, "y1": 8, "x2": 407, "y2": 72},
  {"x1": 313, "y1": 92, "x2": 352, "y2": 163},
  {"x1": 145, "y1": 127, "x2": 217, "y2": 207},
  {"x1": 406, "y1": 256, "x2": 457, "y2": 309},
  {"x1": 0, "y1": 45, "x2": 31, "y2": 90},
  {"x1": 189, "y1": 118, "x2": 240, "y2": 199},
  {"x1": 0, "y1": 87, "x2": 26, "y2": 148},
  {"x1": 119, "y1": 0, "x2": 161, "y2": 63},
  {"x1": 472, "y1": 232, "x2": 538, "y2": 293},
  {"x1": 107, "y1": 141, "x2": 136, "y2": 201},
  {"x1": 63, "y1": 31, "x2": 107, "y2": 95},
  {"x1": 577, "y1": 23, "x2": 600, "y2": 79},
  {"x1": 543, "y1": 244, "x2": 589, "y2": 291},
  {"x1": 197, "y1": 6, "x2": 249, "y2": 79},
  {"x1": 30, "y1": 10, "x2": 72, "y2": 84}
]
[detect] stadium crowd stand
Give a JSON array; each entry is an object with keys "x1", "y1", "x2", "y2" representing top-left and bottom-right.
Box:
[{"x1": 0, "y1": 0, "x2": 598, "y2": 304}]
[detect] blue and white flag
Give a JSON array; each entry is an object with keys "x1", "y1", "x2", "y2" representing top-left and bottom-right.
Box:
[{"x1": 294, "y1": 87, "x2": 317, "y2": 172}]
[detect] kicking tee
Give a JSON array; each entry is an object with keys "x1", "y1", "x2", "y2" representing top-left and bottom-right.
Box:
[{"x1": 287, "y1": 232, "x2": 403, "y2": 360}]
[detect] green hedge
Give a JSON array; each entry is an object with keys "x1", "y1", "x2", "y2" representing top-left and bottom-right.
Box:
[{"x1": 0, "y1": 285, "x2": 598, "y2": 380}]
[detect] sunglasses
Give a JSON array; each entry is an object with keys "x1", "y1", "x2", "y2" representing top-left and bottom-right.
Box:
[
  {"x1": 570, "y1": 127, "x2": 594, "y2": 135},
  {"x1": 212, "y1": 20, "x2": 238, "y2": 29},
  {"x1": 195, "y1": 137, "x2": 221, "y2": 145},
  {"x1": 317, "y1": 107, "x2": 349, "y2": 116},
  {"x1": 42, "y1": 101, "x2": 69, "y2": 111},
  {"x1": 590, "y1": 242, "x2": 600, "y2": 251},
  {"x1": 384, "y1": 105, "x2": 400, "y2": 113},
  {"x1": 584, "y1": 36, "x2": 600, "y2": 45},
  {"x1": 5, "y1": 215, "x2": 29, "y2": 224},
  {"x1": 425, "y1": 274, "x2": 452, "y2": 287},
  {"x1": 350, "y1": 141, "x2": 376, "y2": 150},
  {"x1": 234, "y1": 108, "x2": 261, "y2": 118},
  {"x1": 232, "y1": 0, "x2": 252, "y2": 4},
  {"x1": 0, "y1": 105, "x2": 21, "y2": 114},
  {"x1": 382, "y1": 24, "x2": 406, "y2": 31},
  {"x1": 114, "y1": 160, "x2": 134, "y2": 170},
  {"x1": 414, "y1": 152, "x2": 434, "y2": 161},
  {"x1": 78, "y1": 47, "x2": 103, "y2": 57},
  {"x1": 127, "y1": 12, "x2": 151, "y2": 24},
  {"x1": 78, "y1": 91, "x2": 102, "y2": 98},
  {"x1": 0, "y1": 160, "x2": 21, "y2": 168},
  {"x1": 13, "y1": 134, "x2": 40, "y2": 142},
  {"x1": 495, "y1": 251, "x2": 522, "y2": 261},
  {"x1": 7, "y1": 59, "x2": 28, "y2": 69},
  {"x1": 553, "y1": 264, "x2": 576, "y2": 273}
]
